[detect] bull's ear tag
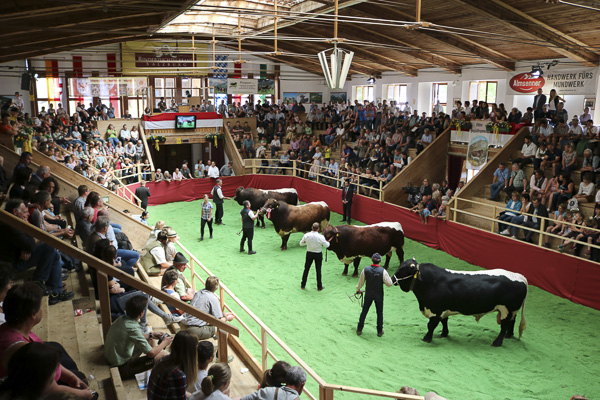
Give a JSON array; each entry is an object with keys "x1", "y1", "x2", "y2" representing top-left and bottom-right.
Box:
[{"x1": 413, "y1": 272, "x2": 418, "y2": 279}]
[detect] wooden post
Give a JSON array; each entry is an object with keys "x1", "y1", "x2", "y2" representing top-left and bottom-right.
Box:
[
  {"x1": 219, "y1": 286, "x2": 225, "y2": 313},
  {"x1": 217, "y1": 329, "x2": 228, "y2": 364},
  {"x1": 491, "y1": 205, "x2": 498, "y2": 233},
  {"x1": 252, "y1": 159, "x2": 256, "y2": 175},
  {"x1": 190, "y1": 260, "x2": 196, "y2": 291},
  {"x1": 320, "y1": 386, "x2": 334, "y2": 400},
  {"x1": 538, "y1": 218, "x2": 546, "y2": 247},
  {"x1": 97, "y1": 271, "x2": 112, "y2": 339},
  {"x1": 261, "y1": 327, "x2": 268, "y2": 372}
]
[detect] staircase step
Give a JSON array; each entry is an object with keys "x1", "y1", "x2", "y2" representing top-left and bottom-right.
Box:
[{"x1": 48, "y1": 299, "x2": 82, "y2": 368}]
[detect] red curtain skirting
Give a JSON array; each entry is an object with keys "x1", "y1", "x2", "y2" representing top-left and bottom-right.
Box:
[{"x1": 127, "y1": 176, "x2": 600, "y2": 310}]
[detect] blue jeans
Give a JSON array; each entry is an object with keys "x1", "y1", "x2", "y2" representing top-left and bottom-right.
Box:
[
  {"x1": 489, "y1": 181, "x2": 505, "y2": 200},
  {"x1": 14, "y1": 243, "x2": 63, "y2": 293},
  {"x1": 509, "y1": 215, "x2": 526, "y2": 237},
  {"x1": 116, "y1": 291, "x2": 167, "y2": 326},
  {"x1": 117, "y1": 249, "x2": 140, "y2": 272},
  {"x1": 110, "y1": 223, "x2": 122, "y2": 233},
  {"x1": 108, "y1": 137, "x2": 119, "y2": 147},
  {"x1": 498, "y1": 213, "x2": 516, "y2": 232}
]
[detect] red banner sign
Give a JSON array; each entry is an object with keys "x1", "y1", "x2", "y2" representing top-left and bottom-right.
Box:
[{"x1": 509, "y1": 73, "x2": 545, "y2": 93}]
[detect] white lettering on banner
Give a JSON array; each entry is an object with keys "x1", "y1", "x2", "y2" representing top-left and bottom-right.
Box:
[{"x1": 508, "y1": 68, "x2": 597, "y2": 96}]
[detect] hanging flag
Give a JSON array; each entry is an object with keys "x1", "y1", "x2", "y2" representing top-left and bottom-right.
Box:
[
  {"x1": 260, "y1": 64, "x2": 267, "y2": 79},
  {"x1": 45, "y1": 60, "x2": 59, "y2": 77},
  {"x1": 107, "y1": 53, "x2": 117, "y2": 76},
  {"x1": 72, "y1": 56, "x2": 83, "y2": 77},
  {"x1": 234, "y1": 62, "x2": 241, "y2": 78},
  {"x1": 213, "y1": 54, "x2": 228, "y2": 78}
]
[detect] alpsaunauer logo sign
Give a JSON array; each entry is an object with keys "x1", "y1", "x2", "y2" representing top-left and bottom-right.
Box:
[{"x1": 509, "y1": 73, "x2": 545, "y2": 93}]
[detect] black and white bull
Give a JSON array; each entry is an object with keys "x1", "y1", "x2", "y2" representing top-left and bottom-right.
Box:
[
  {"x1": 392, "y1": 259, "x2": 528, "y2": 347},
  {"x1": 233, "y1": 187, "x2": 299, "y2": 228},
  {"x1": 322, "y1": 222, "x2": 405, "y2": 277},
  {"x1": 260, "y1": 199, "x2": 330, "y2": 250}
]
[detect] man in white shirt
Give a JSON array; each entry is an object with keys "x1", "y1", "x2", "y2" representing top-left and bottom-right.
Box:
[
  {"x1": 207, "y1": 161, "x2": 220, "y2": 179},
  {"x1": 299, "y1": 222, "x2": 330, "y2": 291},
  {"x1": 13, "y1": 92, "x2": 24, "y2": 112},
  {"x1": 56, "y1": 103, "x2": 67, "y2": 117}
]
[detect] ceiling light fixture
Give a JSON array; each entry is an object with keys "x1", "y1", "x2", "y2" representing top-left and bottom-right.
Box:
[
  {"x1": 367, "y1": 76, "x2": 376, "y2": 84},
  {"x1": 318, "y1": 0, "x2": 354, "y2": 90}
]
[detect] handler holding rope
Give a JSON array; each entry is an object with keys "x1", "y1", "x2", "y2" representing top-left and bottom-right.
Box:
[{"x1": 356, "y1": 253, "x2": 394, "y2": 337}]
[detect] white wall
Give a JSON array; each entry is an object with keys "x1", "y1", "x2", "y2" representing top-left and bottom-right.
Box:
[{"x1": 0, "y1": 60, "x2": 32, "y2": 114}]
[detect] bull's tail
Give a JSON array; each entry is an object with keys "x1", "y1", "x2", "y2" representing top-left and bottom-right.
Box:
[{"x1": 518, "y1": 287, "x2": 528, "y2": 339}]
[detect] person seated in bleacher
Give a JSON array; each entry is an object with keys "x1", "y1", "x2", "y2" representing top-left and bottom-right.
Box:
[
  {"x1": 9, "y1": 166, "x2": 33, "y2": 201},
  {"x1": 75, "y1": 207, "x2": 94, "y2": 242},
  {"x1": 240, "y1": 366, "x2": 307, "y2": 400},
  {"x1": 104, "y1": 295, "x2": 173, "y2": 380},
  {"x1": 164, "y1": 252, "x2": 195, "y2": 303},
  {"x1": 191, "y1": 362, "x2": 233, "y2": 400},
  {"x1": 140, "y1": 230, "x2": 172, "y2": 276},
  {"x1": 259, "y1": 360, "x2": 290, "y2": 389},
  {"x1": 192, "y1": 341, "x2": 215, "y2": 394},
  {"x1": 29, "y1": 191, "x2": 73, "y2": 238},
  {"x1": 498, "y1": 192, "x2": 522, "y2": 236},
  {"x1": 181, "y1": 276, "x2": 234, "y2": 340},
  {"x1": 0, "y1": 342, "x2": 74, "y2": 400},
  {"x1": 0, "y1": 283, "x2": 93, "y2": 398},
  {"x1": 503, "y1": 163, "x2": 527, "y2": 199},
  {"x1": 161, "y1": 270, "x2": 184, "y2": 316},
  {"x1": 0, "y1": 199, "x2": 74, "y2": 305},
  {"x1": 147, "y1": 330, "x2": 200, "y2": 400},
  {"x1": 574, "y1": 173, "x2": 596, "y2": 204}
]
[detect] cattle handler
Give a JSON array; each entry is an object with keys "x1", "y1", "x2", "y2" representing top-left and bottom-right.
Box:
[
  {"x1": 356, "y1": 253, "x2": 394, "y2": 337},
  {"x1": 240, "y1": 200, "x2": 259, "y2": 255}
]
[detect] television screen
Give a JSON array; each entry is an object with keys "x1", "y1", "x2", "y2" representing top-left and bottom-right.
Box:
[{"x1": 175, "y1": 115, "x2": 196, "y2": 129}]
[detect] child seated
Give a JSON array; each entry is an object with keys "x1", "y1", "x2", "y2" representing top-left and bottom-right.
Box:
[{"x1": 161, "y1": 269, "x2": 183, "y2": 316}]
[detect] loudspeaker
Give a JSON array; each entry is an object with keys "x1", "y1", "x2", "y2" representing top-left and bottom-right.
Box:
[{"x1": 20, "y1": 73, "x2": 30, "y2": 91}]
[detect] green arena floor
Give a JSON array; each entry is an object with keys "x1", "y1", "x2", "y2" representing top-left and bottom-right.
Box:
[{"x1": 148, "y1": 199, "x2": 600, "y2": 400}]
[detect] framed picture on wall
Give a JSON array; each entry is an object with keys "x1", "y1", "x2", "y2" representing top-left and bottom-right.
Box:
[
  {"x1": 584, "y1": 98, "x2": 596, "y2": 110},
  {"x1": 330, "y1": 92, "x2": 347, "y2": 104},
  {"x1": 309, "y1": 92, "x2": 323, "y2": 103}
]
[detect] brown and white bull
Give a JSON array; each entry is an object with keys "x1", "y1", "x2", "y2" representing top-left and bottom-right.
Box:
[
  {"x1": 322, "y1": 222, "x2": 405, "y2": 277},
  {"x1": 260, "y1": 198, "x2": 330, "y2": 250},
  {"x1": 234, "y1": 187, "x2": 299, "y2": 228}
]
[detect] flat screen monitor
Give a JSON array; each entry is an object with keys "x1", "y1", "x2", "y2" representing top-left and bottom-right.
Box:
[{"x1": 175, "y1": 115, "x2": 196, "y2": 129}]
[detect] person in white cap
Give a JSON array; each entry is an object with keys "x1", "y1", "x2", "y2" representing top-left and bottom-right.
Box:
[{"x1": 356, "y1": 253, "x2": 394, "y2": 337}]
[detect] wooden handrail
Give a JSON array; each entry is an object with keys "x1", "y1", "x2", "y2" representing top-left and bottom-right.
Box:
[
  {"x1": 175, "y1": 240, "x2": 327, "y2": 388},
  {"x1": 223, "y1": 124, "x2": 245, "y2": 176},
  {"x1": 321, "y1": 383, "x2": 424, "y2": 400},
  {"x1": 0, "y1": 210, "x2": 240, "y2": 339}
]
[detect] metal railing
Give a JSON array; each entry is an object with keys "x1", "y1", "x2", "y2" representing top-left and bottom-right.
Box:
[
  {"x1": 243, "y1": 158, "x2": 386, "y2": 201},
  {"x1": 449, "y1": 197, "x2": 600, "y2": 256},
  {"x1": 172, "y1": 239, "x2": 424, "y2": 400}
]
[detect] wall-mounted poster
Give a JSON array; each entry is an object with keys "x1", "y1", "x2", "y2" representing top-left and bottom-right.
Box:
[
  {"x1": 310, "y1": 92, "x2": 323, "y2": 103},
  {"x1": 227, "y1": 78, "x2": 258, "y2": 94},
  {"x1": 508, "y1": 68, "x2": 597, "y2": 95},
  {"x1": 209, "y1": 78, "x2": 227, "y2": 94},
  {"x1": 330, "y1": 92, "x2": 347, "y2": 104},
  {"x1": 282, "y1": 92, "x2": 310, "y2": 104},
  {"x1": 466, "y1": 135, "x2": 489, "y2": 170},
  {"x1": 258, "y1": 79, "x2": 275, "y2": 95}
]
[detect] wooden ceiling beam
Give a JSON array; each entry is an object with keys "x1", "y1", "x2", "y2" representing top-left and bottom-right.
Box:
[
  {"x1": 0, "y1": 13, "x2": 163, "y2": 38},
  {"x1": 242, "y1": 39, "x2": 373, "y2": 76},
  {"x1": 0, "y1": 34, "x2": 149, "y2": 64},
  {"x1": 283, "y1": 26, "x2": 418, "y2": 76},
  {"x1": 351, "y1": 2, "x2": 515, "y2": 71},
  {"x1": 452, "y1": 0, "x2": 598, "y2": 66},
  {"x1": 339, "y1": 10, "x2": 461, "y2": 74},
  {"x1": 250, "y1": 38, "x2": 387, "y2": 76}
]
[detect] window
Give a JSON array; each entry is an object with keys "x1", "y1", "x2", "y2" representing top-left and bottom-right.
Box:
[
  {"x1": 354, "y1": 85, "x2": 374, "y2": 103},
  {"x1": 432, "y1": 83, "x2": 448, "y2": 114},
  {"x1": 181, "y1": 77, "x2": 202, "y2": 101},
  {"x1": 35, "y1": 77, "x2": 63, "y2": 116},
  {"x1": 386, "y1": 84, "x2": 407, "y2": 104},
  {"x1": 154, "y1": 77, "x2": 177, "y2": 108},
  {"x1": 469, "y1": 81, "x2": 497, "y2": 104}
]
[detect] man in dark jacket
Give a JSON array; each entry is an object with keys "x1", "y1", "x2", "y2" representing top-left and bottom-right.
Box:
[
  {"x1": 341, "y1": 180, "x2": 354, "y2": 223},
  {"x1": 521, "y1": 197, "x2": 549, "y2": 243},
  {"x1": 355, "y1": 253, "x2": 394, "y2": 337},
  {"x1": 134, "y1": 180, "x2": 151, "y2": 211},
  {"x1": 240, "y1": 200, "x2": 258, "y2": 255}
]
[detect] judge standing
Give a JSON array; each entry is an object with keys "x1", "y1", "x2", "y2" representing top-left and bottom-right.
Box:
[
  {"x1": 299, "y1": 222, "x2": 330, "y2": 291},
  {"x1": 532, "y1": 88, "x2": 547, "y2": 122},
  {"x1": 240, "y1": 200, "x2": 258, "y2": 255},
  {"x1": 134, "y1": 180, "x2": 151, "y2": 211},
  {"x1": 341, "y1": 179, "x2": 354, "y2": 223},
  {"x1": 356, "y1": 253, "x2": 394, "y2": 337},
  {"x1": 212, "y1": 179, "x2": 225, "y2": 225}
]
